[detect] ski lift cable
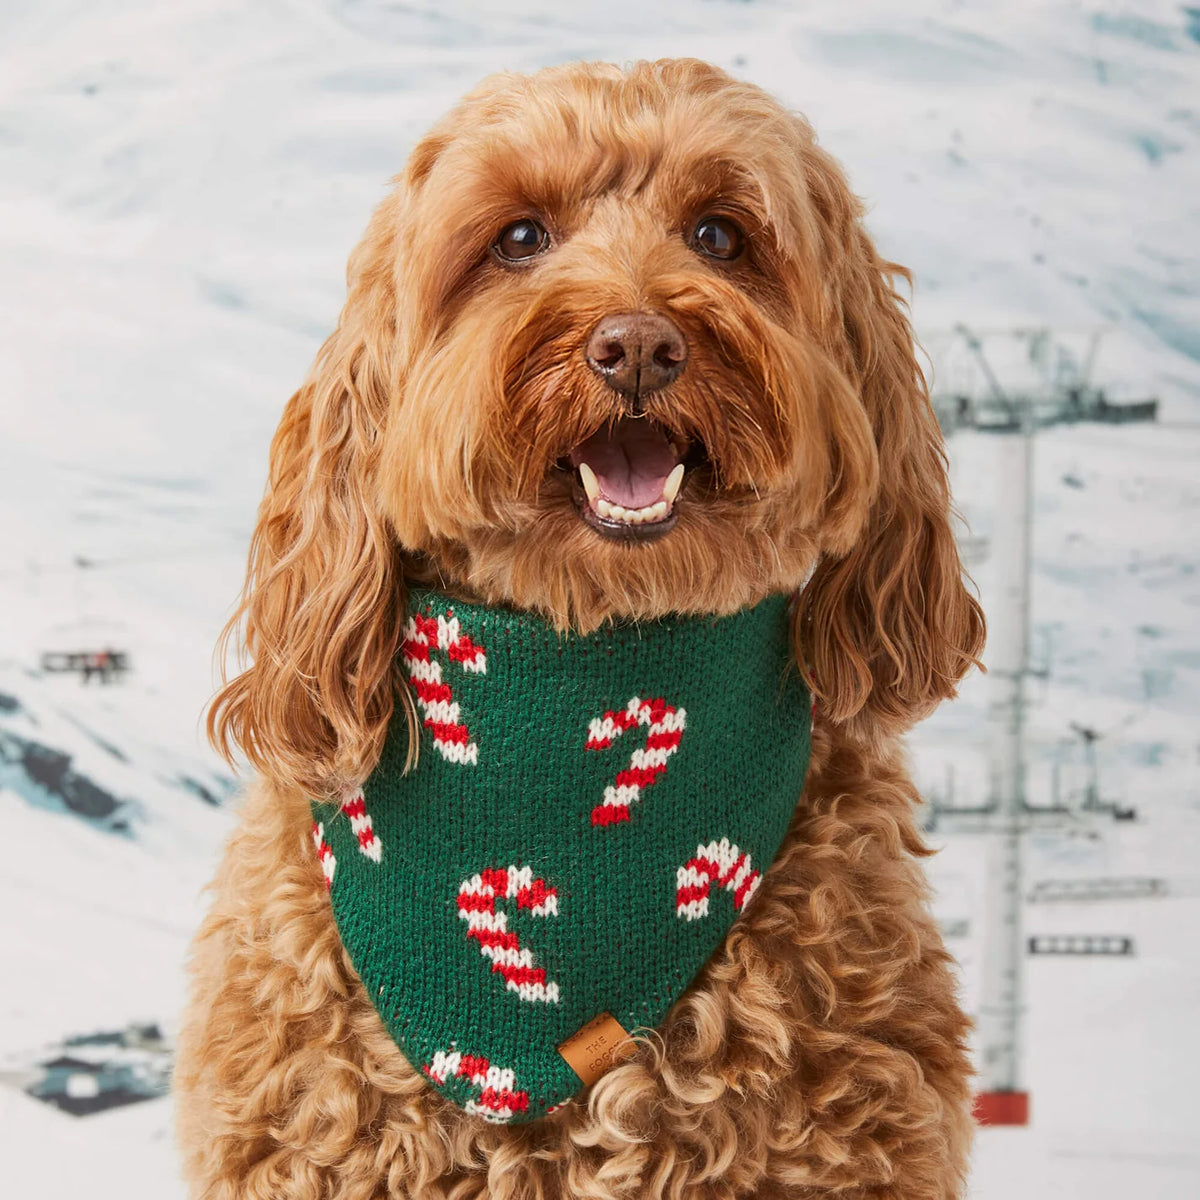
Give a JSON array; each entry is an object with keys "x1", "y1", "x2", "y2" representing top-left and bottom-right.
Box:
[{"x1": 1057, "y1": 710, "x2": 1147, "y2": 747}]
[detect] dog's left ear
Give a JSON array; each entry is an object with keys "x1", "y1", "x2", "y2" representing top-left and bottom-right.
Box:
[
  {"x1": 206, "y1": 187, "x2": 414, "y2": 799},
  {"x1": 792, "y1": 140, "x2": 985, "y2": 739}
]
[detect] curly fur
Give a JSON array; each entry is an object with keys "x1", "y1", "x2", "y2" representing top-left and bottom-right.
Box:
[{"x1": 177, "y1": 58, "x2": 985, "y2": 1199}]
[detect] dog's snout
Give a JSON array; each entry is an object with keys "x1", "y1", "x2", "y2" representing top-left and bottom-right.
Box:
[{"x1": 585, "y1": 312, "x2": 688, "y2": 403}]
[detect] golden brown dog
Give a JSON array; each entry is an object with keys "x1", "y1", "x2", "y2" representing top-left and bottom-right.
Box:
[{"x1": 175, "y1": 58, "x2": 985, "y2": 1199}]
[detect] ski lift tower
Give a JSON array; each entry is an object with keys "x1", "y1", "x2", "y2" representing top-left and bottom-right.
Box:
[
  {"x1": 973, "y1": 386, "x2": 1034, "y2": 1125},
  {"x1": 927, "y1": 356, "x2": 1037, "y2": 1122},
  {"x1": 928, "y1": 328, "x2": 1133, "y2": 1126},
  {"x1": 926, "y1": 326, "x2": 1142, "y2": 1123}
]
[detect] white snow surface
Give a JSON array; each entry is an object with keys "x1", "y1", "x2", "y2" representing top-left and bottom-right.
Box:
[{"x1": 1, "y1": 1, "x2": 1198, "y2": 1197}]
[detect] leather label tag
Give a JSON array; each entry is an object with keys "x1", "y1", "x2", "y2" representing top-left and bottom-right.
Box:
[{"x1": 557, "y1": 1012, "x2": 637, "y2": 1085}]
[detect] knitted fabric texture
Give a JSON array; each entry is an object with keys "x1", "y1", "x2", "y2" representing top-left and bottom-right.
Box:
[{"x1": 311, "y1": 588, "x2": 812, "y2": 1123}]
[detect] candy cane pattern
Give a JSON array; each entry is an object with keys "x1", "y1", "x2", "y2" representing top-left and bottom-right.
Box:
[
  {"x1": 422, "y1": 1047, "x2": 530, "y2": 1123},
  {"x1": 311, "y1": 821, "x2": 336, "y2": 889},
  {"x1": 340, "y1": 790, "x2": 382, "y2": 862},
  {"x1": 675, "y1": 838, "x2": 761, "y2": 920},
  {"x1": 401, "y1": 611, "x2": 487, "y2": 765},
  {"x1": 585, "y1": 696, "x2": 686, "y2": 826},
  {"x1": 457, "y1": 865, "x2": 560, "y2": 1003}
]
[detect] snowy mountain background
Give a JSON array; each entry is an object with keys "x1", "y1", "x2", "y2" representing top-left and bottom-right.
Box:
[{"x1": 1, "y1": 1, "x2": 1197, "y2": 1196}]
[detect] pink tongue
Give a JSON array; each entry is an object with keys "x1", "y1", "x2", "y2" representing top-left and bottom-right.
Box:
[{"x1": 569, "y1": 421, "x2": 678, "y2": 509}]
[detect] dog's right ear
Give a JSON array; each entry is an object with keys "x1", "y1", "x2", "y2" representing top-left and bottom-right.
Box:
[
  {"x1": 208, "y1": 191, "x2": 417, "y2": 799},
  {"x1": 789, "y1": 135, "x2": 985, "y2": 744}
]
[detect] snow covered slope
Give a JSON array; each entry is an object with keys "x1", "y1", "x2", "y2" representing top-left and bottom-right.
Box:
[{"x1": 1, "y1": 2, "x2": 1197, "y2": 1196}]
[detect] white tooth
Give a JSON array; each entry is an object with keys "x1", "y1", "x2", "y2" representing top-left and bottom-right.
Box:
[
  {"x1": 578, "y1": 462, "x2": 600, "y2": 504},
  {"x1": 663, "y1": 463, "x2": 685, "y2": 505},
  {"x1": 597, "y1": 498, "x2": 613, "y2": 518},
  {"x1": 609, "y1": 504, "x2": 628, "y2": 521},
  {"x1": 648, "y1": 501, "x2": 668, "y2": 521},
  {"x1": 628, "y1": 508, "x2": 645, "y2": 524}
]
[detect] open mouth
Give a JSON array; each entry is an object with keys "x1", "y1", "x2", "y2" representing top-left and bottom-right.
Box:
[{"x1": 558, "y1": 418, "x2": 705, "y2": 542}]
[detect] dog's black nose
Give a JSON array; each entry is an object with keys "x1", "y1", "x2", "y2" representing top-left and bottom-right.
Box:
[{"x1": 585, "y1": 312, "x2": 688, "y2": 404}]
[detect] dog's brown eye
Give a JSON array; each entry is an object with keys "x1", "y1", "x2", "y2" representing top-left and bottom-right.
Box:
[
  {"x1": 494, "y1": 219, "x2": 550, "y2": 262},
  {"x1": 693, "y1": 217, "x2": 744, "y2": 261}
]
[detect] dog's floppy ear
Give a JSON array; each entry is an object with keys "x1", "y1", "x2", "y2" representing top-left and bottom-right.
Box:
[
  {"x1": 792, "y1": 142, "x2": 985, "y2": 739},
  {"x1": 208, "y1": 192, "x2": 415, "y2": 798}
]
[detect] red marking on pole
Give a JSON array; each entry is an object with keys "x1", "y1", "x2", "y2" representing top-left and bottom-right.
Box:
[{"x1": 973, "y1": 1091, "x2": 1030, "y2": 1126}]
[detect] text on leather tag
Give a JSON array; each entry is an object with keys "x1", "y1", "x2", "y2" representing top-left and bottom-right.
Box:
[{"x1": 557, "y1": 1012, "x2": 637, "y2": 1085}]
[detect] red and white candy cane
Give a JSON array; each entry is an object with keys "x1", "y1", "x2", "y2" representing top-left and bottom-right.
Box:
[
  {"x1": 675, "y1": 838, "x2": 761, "y2": 920},
  {"x1": 340, "y1": 789, "x2": 382, "y2": 862},
  {"x1": 457, "y1": 865, "x2": 560, "y2": 1003},
  {"x1": 585, "y1": 695, "x2": 686, "y2": 826},
  {"x1": 423, "y1": 1047, "x2": 531, "y2": 1123},
  {"x1": 311, "y1": 821, "x2": 336, "y2": 889},
  {"x1": 401, "y1": 611, "x2": 487, "y2": 765}
]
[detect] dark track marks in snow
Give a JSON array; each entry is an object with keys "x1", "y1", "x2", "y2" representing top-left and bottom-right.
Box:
[{"x1": 0, "y1": 730, "x2": 132, "y2": 833}]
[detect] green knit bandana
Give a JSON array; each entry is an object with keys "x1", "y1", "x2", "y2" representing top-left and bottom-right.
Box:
[{"x1": 311, "y1": 588, "x2": 812, "y2": 1123}]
